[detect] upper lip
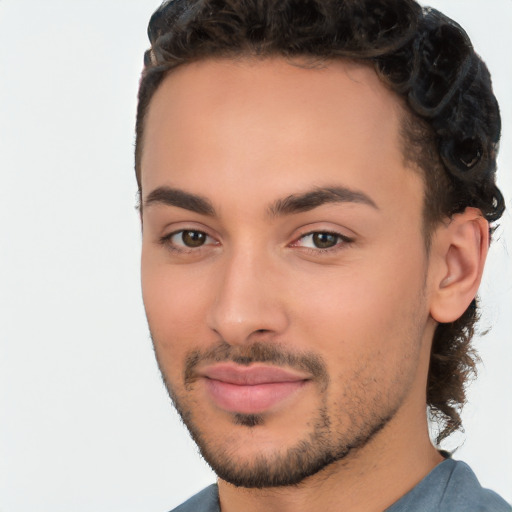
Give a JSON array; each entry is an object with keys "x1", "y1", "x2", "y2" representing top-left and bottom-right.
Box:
[{"x1": 198, "y1": 363, "x2": 310, "y2": 385}]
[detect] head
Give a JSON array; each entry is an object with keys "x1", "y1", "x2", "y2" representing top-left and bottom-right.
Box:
[{"x1": 136, "y1": 0, "x2": 503, "y2": 487}]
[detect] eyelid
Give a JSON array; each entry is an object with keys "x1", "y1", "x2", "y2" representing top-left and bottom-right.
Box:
[
  {"x1": 289, "y1": 229, "x2": 354, "y2": 253},
  {"x1": 158, "y1": 220, "x2": 219, "y2": 242},
  {"x1": 159, "y1": 227, "x2": 220, "y2": 253}
]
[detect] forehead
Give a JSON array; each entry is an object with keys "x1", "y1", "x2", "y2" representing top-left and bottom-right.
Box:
[{"x1": 141, "y1": 57, "x2": 418, "y2": 213}]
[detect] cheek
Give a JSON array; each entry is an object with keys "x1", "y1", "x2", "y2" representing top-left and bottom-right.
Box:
[
  {"x1": 290, "y1": 264, "x2": 427, "y2": 411},
  {"x1": 141, "y1": 254, "x2": 213, "y2": 364},
  {"x1": 290, "y1": 246, "x2": 428, "y2": 359}
]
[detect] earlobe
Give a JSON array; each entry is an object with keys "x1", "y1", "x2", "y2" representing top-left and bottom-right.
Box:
[{"x1": 430, "y1": 208, "x2": 489, "y2": 324}]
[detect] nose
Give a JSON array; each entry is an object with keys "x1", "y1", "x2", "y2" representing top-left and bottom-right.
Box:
[{"x1": 206, "y1": 246, "x2": 289, "y2": 345}]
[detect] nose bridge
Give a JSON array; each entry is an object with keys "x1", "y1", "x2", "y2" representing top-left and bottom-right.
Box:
[{"x1": 207, "y1": 242, "x2": 287, "y2": 344}]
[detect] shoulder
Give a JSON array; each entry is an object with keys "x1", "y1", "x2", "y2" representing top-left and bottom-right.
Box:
[
  {"x1": 169, "y1": 484, "x2": 220, "y2": 512},
  {"x1": 388, "y1": 459, "x2": 511, "y2": 512},
  {"x1": 440, "y1": 459, "x2": 511, "y2": 512}
]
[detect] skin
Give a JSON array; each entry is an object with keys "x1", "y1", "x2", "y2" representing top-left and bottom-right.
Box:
[{"x1": 140, "y1": 58, "x2": 488, "y2": 512}]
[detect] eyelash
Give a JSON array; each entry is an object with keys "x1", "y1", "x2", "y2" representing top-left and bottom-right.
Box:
[
  {"x1": 159, "y1": 229, "x2": 353, "y2": 256},
  {"x1": 291, "y1": 231, "x2": 354, "y2": 254},
  {"x1": 159, "y1": 230, "x2": 218, "y2": 254}
]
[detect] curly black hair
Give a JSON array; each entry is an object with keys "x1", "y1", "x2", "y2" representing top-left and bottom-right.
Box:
[{"x1": 135, "y1": 0, "x2": 504, "y2": 443}]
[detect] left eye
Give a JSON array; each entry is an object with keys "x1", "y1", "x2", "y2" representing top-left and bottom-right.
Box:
[{"x1": 295, "y1": 232, "x2": 347, "y2": 249}]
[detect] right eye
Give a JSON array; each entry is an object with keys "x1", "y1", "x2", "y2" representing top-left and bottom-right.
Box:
[{"x1": 161, "y1": 229, "x2": 217, "y2": 251}]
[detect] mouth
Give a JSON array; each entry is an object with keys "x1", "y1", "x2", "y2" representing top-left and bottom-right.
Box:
[{"x1": 198, "y1": 363, "x2": 310, "y2": 415}]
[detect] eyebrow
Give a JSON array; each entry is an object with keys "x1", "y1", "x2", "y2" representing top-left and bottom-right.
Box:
[
  {"x1": 143, "y1": 185, "x2": 378, "y2": 217},
  {"x1": 144, "y1": 186, "x2": 215, "y2": 216},
  {"x1": 267, "y1": 186, "x2": 378, "y2": 217}
]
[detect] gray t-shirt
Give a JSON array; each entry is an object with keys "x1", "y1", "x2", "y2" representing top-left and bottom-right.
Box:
[{"x1": 170, "y1": 459, "x2": 511, "y2": 512}]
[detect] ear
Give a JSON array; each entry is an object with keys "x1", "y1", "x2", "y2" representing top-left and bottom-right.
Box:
[{"x1": 429, "y1": 208, "x2": 489, "y2": 323}]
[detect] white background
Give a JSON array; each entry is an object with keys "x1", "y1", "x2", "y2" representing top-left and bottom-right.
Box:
[{"x1": 0, "y1": 1, "x2": 510, "y2": 510}]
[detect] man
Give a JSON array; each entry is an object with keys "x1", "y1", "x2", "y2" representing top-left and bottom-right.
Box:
[{"x1": 135, "y1": 0, "x2": 510, "y2": 510}]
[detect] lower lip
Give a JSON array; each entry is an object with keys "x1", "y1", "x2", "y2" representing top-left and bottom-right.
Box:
[{"x1": 204, "y1": 379, "x2": 307, "y2": 414}]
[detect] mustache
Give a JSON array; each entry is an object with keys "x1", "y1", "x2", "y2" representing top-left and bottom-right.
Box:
[{"x1": 184, "y1": 341, "x2": 329, "y2": 388}]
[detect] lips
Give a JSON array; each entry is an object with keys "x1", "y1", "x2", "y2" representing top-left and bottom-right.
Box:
[{"x1": 199, "y1": 363, "x2": 309, "y2": 414}]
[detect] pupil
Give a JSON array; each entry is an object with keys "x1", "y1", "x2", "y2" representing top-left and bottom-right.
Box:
[
  {"x1": 313, "y1": 232, "x2": 337, "y2": 249},
  {"x1": 182, "y1": 231, "x2": 206, "y2": 247}
]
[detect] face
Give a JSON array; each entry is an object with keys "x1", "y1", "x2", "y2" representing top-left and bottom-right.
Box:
[{"x1": 140, "y1": 58, "x2": 438, "y2": 487}]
